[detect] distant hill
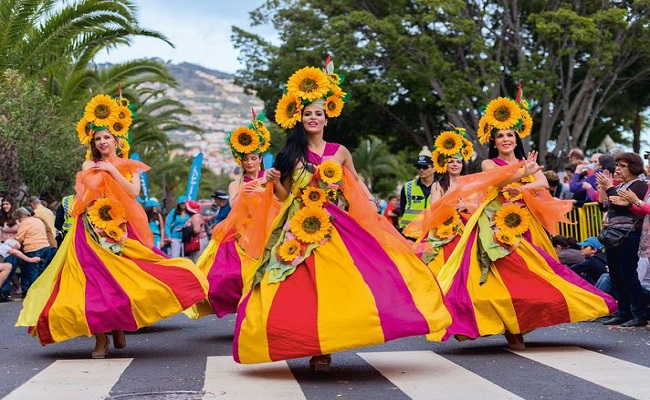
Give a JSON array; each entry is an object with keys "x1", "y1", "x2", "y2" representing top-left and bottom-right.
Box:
[{"x1": 161, "y1": 62, "x2": 264, "y2": 174}]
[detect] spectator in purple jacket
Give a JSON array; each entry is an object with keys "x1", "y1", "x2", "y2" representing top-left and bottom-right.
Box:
[{"x1": 570, "y1": 154, "x2": 615, "y2": 205}]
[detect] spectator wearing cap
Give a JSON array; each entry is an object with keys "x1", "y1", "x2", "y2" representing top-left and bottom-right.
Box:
[
  {"x1": 164, "y1": 195, "x2": 190, "y2": 257},
  {"x1": 205, "y1": 190, "x2": 231, "y2": 233},
  {"x1": 144, "y1": 198, "x2": 165, "y2": 249},
  {"x1": 398, "y1": 147, "x2": 435, "y2": 231},
  {"x1": 571, "y1": 237, "x2": 607, "y2": 285},
  {"x1": 184, "y1": 200, "x2": 208, "y2": 262}
]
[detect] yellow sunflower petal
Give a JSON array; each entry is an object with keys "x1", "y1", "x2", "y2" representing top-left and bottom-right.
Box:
[
  {"x1": 87, "y1": 198, "x2": 127, "y2": 231},
  {"x1": 289, "y1": 206, "x2": 332, "y2": 244},
  {"x1": 230, "y1": 127, "x2": 260, "y2": 154},
  {"x1": 287, "y1": 67, "x2": 330, "y2": 101},
  {"x1": 317, "y1": 160, "x2": 343, "y2": 185},
  {"x1": 432, "y1": 150, "x2": 447, "y2": 173},
  {"x1": 484, "y1": 97, "x2": 522, "y2": 130},
  {"x1": 277, "y1": 239, "x2": 302, "y2": 262},
  {"x1": 477, "y1": 116, "x2": 493, "y2": 145},
  {"x1": 518, "y1": 109, "x2": 533, "y2": 139},
  {"x1": 494, "y1": 204, "x2": 530, "y2": 236},
  {"x1": 461, "y1": 138, "x2": 474, "y2": 161},
  {"x1": 435, "y1": 131, "x2": 463, "y2": 156},
  {"x1": 108, "y1": 119, "x2": 129, "y2": 137},
  {"x1": 301, "y1": 187, "x2": 327, "y2": 208},
  {"x1": 76, "y1": 117, "x2": 94, "y2": 145},
  {"x1": 84, "y1": 94, "x2": 118, "y2": 127},
  {"x1": 324, "y1": 95, "x2": 344, "y2": 118},
  {"x1": 254, "y1": 122, "x2": 272, "y2": 153},
  {"x1": 275, "y1": 92, "x2": 304, "y2": 129}
]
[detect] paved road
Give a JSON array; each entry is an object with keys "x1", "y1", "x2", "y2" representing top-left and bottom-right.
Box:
[{"x1": 2, "y1": 300, "x2": 649, "y2": 400}]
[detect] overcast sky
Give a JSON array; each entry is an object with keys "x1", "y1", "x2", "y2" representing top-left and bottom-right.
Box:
[{"x1": 94, "y1": 0, "x2": 274, "y2": 73}]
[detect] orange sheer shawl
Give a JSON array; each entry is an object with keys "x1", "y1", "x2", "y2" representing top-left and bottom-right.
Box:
[
  {"x1": 71, "y1": 157, "x2": 153, "y2": 247},
  {"x1": 341, "y1": 168, "x2": 417, "y2": 253},
  {"x1": 403, "y1": 162, "x2": 573, "y2": 242},
  {"x1": 210, "y1": 183, "x2": 281, "y2": 260}
]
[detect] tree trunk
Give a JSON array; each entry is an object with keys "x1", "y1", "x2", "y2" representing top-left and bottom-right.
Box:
[{"x1": 633, "y1": 108, "x2": 642, "y2": 153}]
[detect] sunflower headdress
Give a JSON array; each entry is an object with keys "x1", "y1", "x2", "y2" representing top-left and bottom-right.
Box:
[
  {"x1": 275, "y1": 56, "x2": 350, "y2": 129},
  {"x1": 77, "y1": 93, "x2": 135, "y2": 159},
  {"x1": 226, "y1": 109, "x2": 272, "y2": 163},
  {"x1": 477, "y1": 84, "x2": 532, "y2": 145},
  {"x1": 431, "y1": 127, "x2": 474, "y2": 173}
]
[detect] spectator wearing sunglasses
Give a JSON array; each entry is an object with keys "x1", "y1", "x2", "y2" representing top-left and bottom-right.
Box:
[{"x1": 398, "y1": 147, "x2": 435, "y2": 231}]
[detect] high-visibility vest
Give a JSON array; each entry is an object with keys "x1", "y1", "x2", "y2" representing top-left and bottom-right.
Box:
[
  {"x1": 398, "y1": 179, "x2": 432, "y2": 229},
  {"x1": 61, "y1": 195, "x2": 75, "y2": 232}
]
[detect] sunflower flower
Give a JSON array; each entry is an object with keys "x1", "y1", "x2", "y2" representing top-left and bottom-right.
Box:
[
  {"x1": 301, "y1": 187, "x2": 327, "y2": 207},
  {"x1": 440, "y1": 208, "x2": 461, "y2": 229},
  {"x1": 109, "y1": 119, "x2": 129, "y2": 137},
  {"x1": 104, "y1": 223, "x2": 126, "y2": 242},
  {"x1": 317, "y1": 160, "x2": 343, "y2": 185},
  {"x1": 287, "y1": 67, "x2": 330, "y2": 101},
  {"x1": 275, "y1": 92, "x2": 304, "y2": 129},
  {"x1": 495, "y1": 230, "x2": 520, "y2": 247},
  {"x1": 461, "y1": 138, "x2": 474, "y2": 161},
  {"x1": 477, "y1": 116, "x2": 493, "y2": 145},
  {"x1": 494, "y1": 204, "x2": 530, "y2": 237},
  {"x1": 230, "y1": 127, "x2": 260, "y2": 154},
  {"x1": 519, "y1": 109, "x2": 533, "y2": 139},
  {"x1": 118, "y1": 138, "x2": 130, "y2": 159},
  {"x1": 501, "y1": 182, "x2": 523, "y2": 202},
  {"x1": 277, "y1": 239, "x2": 302, "y2": 263},
  {"x1": 84, "y1": 94, "x2": 118, "y2": 127},
  {"x1": 432, "y1": 150, "x2": 448, "y2": 173},
  {"x1": 324, "y1": 95, "x2": 344, "y2": 118},
  {"x1": 254, "y1": 121, "x2": 271, "y2": 153},
  {"x1": 88, "y1": 198, "x2": 127, "y2": 231},
  {"x1": 436, "y1": 225, "x2": 455, "y2": 239},
  {"x1": 289, "y1": 206, "x2": 332, "y2": 244},
  {"x1": 484, "y1": 97, "x2": 522, "y2": 130},
  {"x1": 76, "y1": 117, "x2": 94, "y2": 144},
  {"x1": 435, "y1": 131, "x2": 463, "y2": 156}
]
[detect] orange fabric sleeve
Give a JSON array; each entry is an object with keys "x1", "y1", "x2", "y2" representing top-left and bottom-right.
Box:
[
  {"x1": 522, "y1": 188, "x2": 573, "y2": 235},
  {"x1": 72, "y1": 157, "x2": 153, "y2": 247}
]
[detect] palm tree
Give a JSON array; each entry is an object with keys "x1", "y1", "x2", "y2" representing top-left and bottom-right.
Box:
[
  {"x1": 353, "y1": 136, "x2": 401, "y2": 193},
  {"x1": 0, "y1": 0, "x2": 171, "y2": 78}
]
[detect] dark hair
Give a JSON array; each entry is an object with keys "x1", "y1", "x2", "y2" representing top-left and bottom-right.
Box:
[
  {"x1": 564, "y1": 163, "x2": 577, "y2": 173},
  {"x1": 436, "y1": 161, "x2": 468, "y2": 192},
  {"x1": 568, "y1": 148, "x2": 585, "y2": 161},
  {"x1": 145, "y1": 207, "x2": 160, "y2": 222},
  {"x1": 615, "y1": 152, "x2": 644, "y2": 175},
  {"x1": 597, "y1": 154, "x2": 615, "y2": 174},
  {"x1": 387, "y1": 195, "x2": 398, "y2": 201},
  {"x1": 551, "y1": 235, "x2": 569, "y2": 249},
  {"x1": 175, "y1": 202, "x2": 186, "y2": 214},
  {"x1": 273, "y1": 122, "x2": 309, "y2": 183},
  {"x1": 0, "y1": 198, "x2": 15, "y2": 227},
  {"x1": 543, "y1": 170, "x2": 560, "y2": 186},
  {"x1": 488, "y1": 131, "x2": 526, "y2": 160}
]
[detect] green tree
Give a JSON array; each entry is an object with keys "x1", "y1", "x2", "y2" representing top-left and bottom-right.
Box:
[
  {"x1": 233, "y1": 0, "x2": 650, "y2": 158},
  {"x1": 0, "y1": 70, "x2": 81, "y2": 203}
]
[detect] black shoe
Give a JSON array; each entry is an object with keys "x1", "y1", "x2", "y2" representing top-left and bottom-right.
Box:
[
  {"x1": 0, "y1": 293, "x2": 9, "y2": 303},
  {"x1": 619, "y1": 318, "x2": 648, "y2": 328},
  {"x1": 602, "y1": 316, "x2": 630, "y2": 325}
]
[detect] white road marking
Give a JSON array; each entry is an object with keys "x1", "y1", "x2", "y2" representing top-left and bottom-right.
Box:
[
  {"x1": 359, "y1": 351, "x2": 523, "y2": 400},
  {"x1": 203, "y1": 356, "x2": 306, "y2": 399},
  {"x1": 510, "y1": 346, "x2": 650, "y2": 400},
  {"x1": 3, "y1": 358, "x2": 133, "y2": 400}
]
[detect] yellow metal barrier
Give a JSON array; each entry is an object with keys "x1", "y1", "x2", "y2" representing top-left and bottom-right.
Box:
[{"x1": 558, "y1": 202, "x2": 603, "y2": 241}]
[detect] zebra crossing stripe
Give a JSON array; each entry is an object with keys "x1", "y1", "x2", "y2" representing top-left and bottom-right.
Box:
[
  {"x1": 3, "y1": 358, "x2": 133, "y2": 400},
  {"x1": 509, "y1": 346, "x2": 650, "y2": 400},
  {"x1": 358, "y1": 351, "x2": 523, "y2": 400},
  {"x1": 203, "y1": 356, "x2": 306, "y2": 399}
]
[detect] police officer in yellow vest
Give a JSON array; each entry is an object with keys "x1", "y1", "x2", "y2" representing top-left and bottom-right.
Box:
[
  {"x1": 54, "y1": 194, "x2": 74, "y2": 246},
  {"x1": 398, "y1": 147, "x2": 435, "y2": 230}
]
